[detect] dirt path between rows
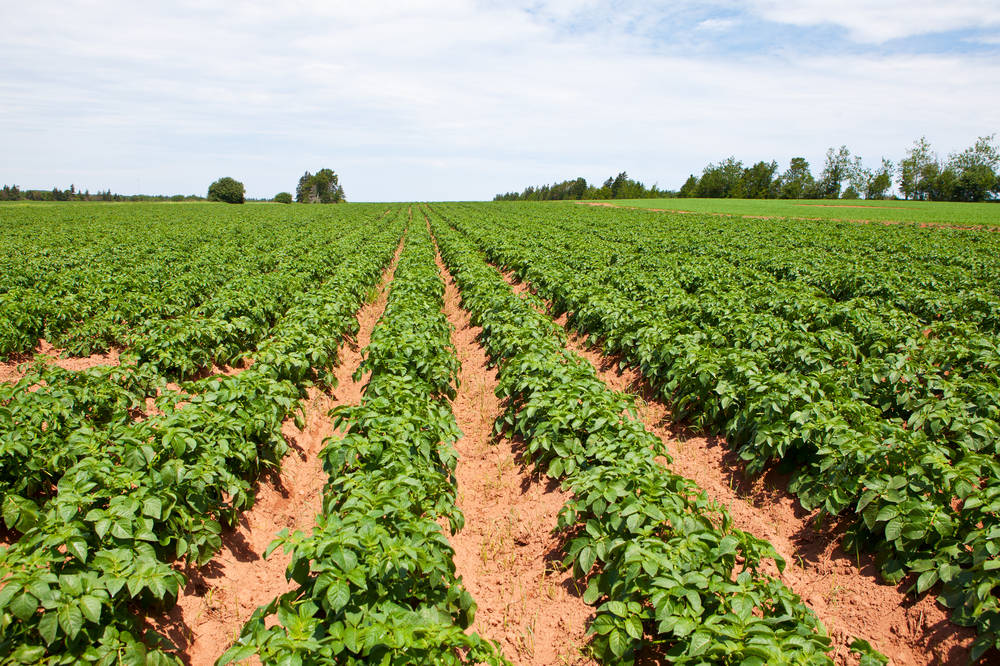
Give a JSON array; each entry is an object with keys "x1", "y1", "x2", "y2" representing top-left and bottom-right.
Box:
[
  {"x1": 433, "y1": 248, "x2": 596, "y2": 665},
  {"x1": 0, "y1": 338, "x2": 121, "y2": 383},
  {"x1": 499, "y1": 273, "x2": 979, "y2": 666},
  {"x1": 147, "y1": 240, "x2": 404, "y2": 665}
]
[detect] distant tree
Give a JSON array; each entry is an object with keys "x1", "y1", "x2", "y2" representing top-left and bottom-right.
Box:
[
  {"x1": 295, "y1": 171, "x2": 313, "y2": 203},
  {"x1": 867, "y1": 158, "x2": 894, "y2": 199},
  {"x1": 0, "y1": 184, "x2": 21, "y2": 201},
  {"x1": 296, "y1": 168, "x2": 345, "y2": 203},
  {"x1": 817, "y1": 145, "x2": 852, "y2": 198},
  {"x1": 947, "y1": 135, "x2": 1000, "y2": 202},
  {"x1": 841, "y1": 185, "x2": 861, "y2": 199},
  {"x1": 207, "y1": 177, "x2": 245, "y2": 204},
  {"x1": 695, "y1": 157, "x2": 744, "y2": 198},
  {"x1": 737, "y1": 160, "x2": 779, "y2": 198},
  {"x1": 898, "y1": 137, "x2": 936, "y2": 200},
  {"x1": 678, "y1": 175, "x2": 699, "y2": 198},
  {"x1": 494, "y1": 173, "x2": 670, "y2": 202},
  {"x1": 778, "y1": 157, "x2": 816, "y2": 199},
  {"x1": 274, "y1": 192, "x2": 293, "y2": 204}
]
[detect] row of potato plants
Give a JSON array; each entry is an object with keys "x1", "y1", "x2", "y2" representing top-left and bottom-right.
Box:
[
  {"x1": 0, "y1": 212, "x2": 404, "y2": 664},
  {"x1": 426, "y1": 209, "x2": 880, "y2": 665},
  {"x1": 221, "y1": 223, "x2": 508, "y2": 664},
  {"x1": 0, "y1": 209, "x2": 400, "y2": 528},
  {"x1": 0, "y1": 203, "x2": 389, "y2": 360},
  {"x1": 441, "y1": 201, "x2": 1000, "y2": 660}
]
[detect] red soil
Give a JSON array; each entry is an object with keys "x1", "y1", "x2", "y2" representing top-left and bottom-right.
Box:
[
  {"x1": 502, "y1": 273, "x2": 979, "y2": 666},
  {"x1": 435, "y1": 249, "x2": 596, "y2": 665},
  {"x1": 146, "y1": 242, "x2": 403, "y2": 665},
  {"x1": 0, "y1": 338, "x2": 120, "y2": 383}
]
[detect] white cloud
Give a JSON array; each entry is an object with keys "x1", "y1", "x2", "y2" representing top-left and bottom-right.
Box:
[
  {"x1": 747, "y1": 0, "x2": 1000, "y2": 43},
  {"x1": 1, "y1": 1, "x2": 999, "y2": 199}
]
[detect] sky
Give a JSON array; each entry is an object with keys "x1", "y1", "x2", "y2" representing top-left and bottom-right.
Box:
[{"x1": 2, "y1": 1, "x2": 999, "y2": 201}]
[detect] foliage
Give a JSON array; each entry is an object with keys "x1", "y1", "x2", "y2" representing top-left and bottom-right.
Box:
[
  {"x1": 440, "y1": 200, "x2": 1000, "y2": 660},
  {"x1": 207, "y1": 177, "x2": 245, "y2": 204},
  {"x1": 296, "y1": 168, "x2": 345, "y2": 203},
  {"x1": 0, "y1": 204, "x2": 404, "y2": 662},
  {"x1": 273, "y1": 192, "x2": 293, "y2": 204},
  {"x1": 429, "y1": 207, "x2": 844, "y2": 664},
  {"x1": 494, "y1": 173, "x2": 671, "y2": 201},
  {"x1": 223, "y1": 223, "x2": 507, "y2": 664}
]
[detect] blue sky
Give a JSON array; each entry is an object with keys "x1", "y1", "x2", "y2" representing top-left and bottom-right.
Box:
[{"x1": 2, "y1": 1, "x2": 999, "y2": 201}]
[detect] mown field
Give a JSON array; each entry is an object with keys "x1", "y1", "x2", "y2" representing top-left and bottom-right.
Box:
[
  {"x1": 1, "y1": 201, "x2": 998, "y2": 664},
  {"x1": 600, "y1": 197, "x2": 1000, "y2": 227}
]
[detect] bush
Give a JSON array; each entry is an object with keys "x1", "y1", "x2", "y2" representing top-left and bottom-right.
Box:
[
  {"x1": 208, "y1": 177, "x2": 245, "y2": 204},
  {"x1": 273, "y1": 192, "x2": 293, "y2": 204}
]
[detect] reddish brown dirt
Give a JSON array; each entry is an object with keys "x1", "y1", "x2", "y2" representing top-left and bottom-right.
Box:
[
  {"x1": 435, "y1": 252, "x2": 596, "y2": 666},
  {"x1": 148, "y1": 243, "x2": 402, "y2": 665},
  {"x1": 502, "y1": 273, "x2": 979, "y2": 666},
  {"x1": 0, "y1": 338, "x2": 120, "y2": 383}
]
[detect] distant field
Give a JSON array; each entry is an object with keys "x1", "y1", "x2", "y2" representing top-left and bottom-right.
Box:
[{"x1": 594, "y1": 197, "x2": 1000, "y2": 226}]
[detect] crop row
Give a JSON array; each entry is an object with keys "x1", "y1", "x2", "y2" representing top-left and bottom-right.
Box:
[
  {"x1": 0, "y1": 203, "x2": 389, "y2": 361},
  {"x1": 221, "y1": 222, "x2": 508, "y2": 664},
  {"x1": 438, "y1": 202, "x2": 1000, "y2": 660},
  {"x1": 425, "y1": 208, "x2": 881, "y2": 664},
  {"x1": 0, "y1": 212, "x2": 404, "y2": 663}
]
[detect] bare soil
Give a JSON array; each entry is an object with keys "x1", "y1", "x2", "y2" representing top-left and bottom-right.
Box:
[
  {"x1": 147, "y1": 242, "x2": 403, "y2": 665},
  {"x1": 502, "y1": 273, "x2": 979, "y2": 666},
  {"x1": 0, "y1": 338, "x2": 120, "y2": 383},
  {"x1": 435, "y1": 250, "x2": 597, "y2": 666}
]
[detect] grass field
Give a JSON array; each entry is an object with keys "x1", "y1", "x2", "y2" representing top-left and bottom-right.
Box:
[{"x1": 597, "y1": 197, "x2": 1000, "y2": 226}]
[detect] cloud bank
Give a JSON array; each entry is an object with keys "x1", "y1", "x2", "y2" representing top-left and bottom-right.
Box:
[{"x1": 1, "y1": 1, "x2": 998, "y2": 200}]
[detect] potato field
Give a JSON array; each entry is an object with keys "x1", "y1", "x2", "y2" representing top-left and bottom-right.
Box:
[{"x1": 1, "y1": 201, "x2": 999, "y2": 665}]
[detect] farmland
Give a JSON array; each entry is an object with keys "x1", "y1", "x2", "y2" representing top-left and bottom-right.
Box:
[
  {"x1": 599, "y1": 198, "x2": 1000, "y2": 227},
  {"x1": 1, "y1": 201, "x2": 999, "y2": 664}
]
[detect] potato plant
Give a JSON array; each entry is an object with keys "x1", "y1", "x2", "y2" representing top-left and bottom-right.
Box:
[
  {"x1": 428, "y1": 210, "x2": 848, "y2": 664},
  {"x1": 221, "y1": 224, "x2": 507, "y2": 664},
  {"x1": 0, "y1": 210, "x2": 404, "y2": 663}
]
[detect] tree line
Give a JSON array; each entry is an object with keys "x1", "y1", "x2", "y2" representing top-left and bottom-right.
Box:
[
  {"x1": 679, "y1": 135, "x2": 1000, "y2": 202},
  {"x1": 494, "y1": 172, "x2": 668, "y2": 201},
  {"x1": 1, "y1": 167, "x2": 348, "y2": 205},
  {"x1": 0, "y1": 184, "x2": 205, "y2": 202}
]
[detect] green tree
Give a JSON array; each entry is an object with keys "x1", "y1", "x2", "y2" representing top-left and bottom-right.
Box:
[
  {"x1": 737, "y1": 161, "x2": 779, "y2": 198},
  {"x1": 296, "y1": 168, "x2": 345, "y2": 203},
  {"x1": 695, "y1": 157, "x2": 743, "y2": 198},
  {"x1": 274, "y1": 192, "x2": 293, "y2": 204},
  {"x1": 295, "y1": 171, "x2": 313, "y2": 203},
  {"x1": 898, "y1": 137, "x2": 935, "y2": 200},
  {"x1": 207, "y1": 177, "x2": 245, "y2": 204},
  {"x1": 867, "y1": 158, "x2": 894, "y2": 199},
  {"x1": 778, "y1": 157, "x2": 816, "y2": 199},
  {"x1": 948, "y1": 135, "x2": 1000, "y2": 202},
  {"x1": 678, "y1": 175, "x2": 699, "y2": 198},
  {"x1": 818, "y1": 145, "x2": 851, "y2": 199}
]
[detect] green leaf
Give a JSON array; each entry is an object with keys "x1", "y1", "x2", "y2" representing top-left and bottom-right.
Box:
[
  {"x1": 38, "y1": 612, "x2": 60, "y2": 645},
  {"x1": 326, "y1": 581, "x2": 350, "y2": 612},
  {"x1": 608, "y1": 629, "x2": 628, "y2": 658},
  {"x1": 142, "y1": 497, "x2": 162, "y2": 519},
  {"x1": 10, "y1": 593, "x2": 37, "y2": 621},
  {"x1": 58, "y1": 604, "x2": 84, "y2": 639},
  {"x1": 80, "y1": 595, "x2": 102, "y2": 624},
  {"x1": 625, "y1": 615, "x2": 643, "y2": 640},
  {"x1": 578, "y1": 546, "x2": 596, "y2": 574}
]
